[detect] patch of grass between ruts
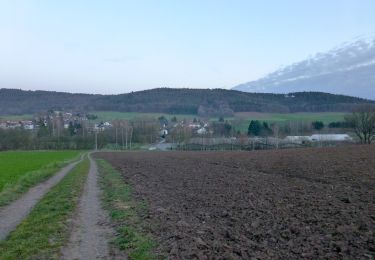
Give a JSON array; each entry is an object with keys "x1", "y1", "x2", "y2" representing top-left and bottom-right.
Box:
[
  {"x1": 0, "y1": 152, "x2": 82, "y2": 207},
  {"x1": 96, "y1": 158, "x2": 160, "y2": 260},
  {"x1": 0, "y1": 157, "x2": 89, "y2": 259}
]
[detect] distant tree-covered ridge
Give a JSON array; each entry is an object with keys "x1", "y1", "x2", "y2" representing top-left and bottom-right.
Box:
[{"x1": 0, "y1": 88, "x2": 373, "y2": 116}]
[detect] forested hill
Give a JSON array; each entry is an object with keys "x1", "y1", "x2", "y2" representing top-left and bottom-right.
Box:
[{"x1": 0, "y1": 88, "x2": 373, "y2": 116}]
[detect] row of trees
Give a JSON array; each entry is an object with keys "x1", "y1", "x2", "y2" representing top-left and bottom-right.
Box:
[
  {"x1": 246, "y1": 105, "x2": 375, "y2": 144},
  {"x1": 0, "y1": 117, "x2": 162, "y2": 150}
]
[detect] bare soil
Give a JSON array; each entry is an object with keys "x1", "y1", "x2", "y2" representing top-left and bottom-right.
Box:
[
  {"x1": 0, "y1": 157, "x2": 83, "y2": 241},
  {"x1": 97, "y1": 145, "x2": 375, "y2": 259}
]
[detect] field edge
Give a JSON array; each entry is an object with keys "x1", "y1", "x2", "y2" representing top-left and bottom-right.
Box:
[{"x1": 96, "y1": 158, "x2": 161, "y2": 260}]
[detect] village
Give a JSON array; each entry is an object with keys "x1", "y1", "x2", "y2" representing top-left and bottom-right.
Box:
[
  {"x1": 0, "y1": 110, "x2": 355, "y2": 151},
  {"x1": 0, "y1": 111, "x2": 113, "y2": 133}
]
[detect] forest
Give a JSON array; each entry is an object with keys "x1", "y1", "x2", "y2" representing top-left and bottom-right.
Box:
[{"x1": 0, "y1": 88, "x2": 373, "y2": 116}]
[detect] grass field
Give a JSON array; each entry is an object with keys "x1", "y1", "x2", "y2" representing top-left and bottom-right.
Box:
[
  {"x1": 0, "y1": 158, "x2": 89, "y2": 259},
  {"x1": 1, "y1": 111, "x2": 346, "y2": 124},
  {"x1": 0, "y1": 114, "x2": 34, "y2": 121},
  {"x1": 93, "y1": 111, "x2": 197, "y2": 122},
  {"x1": 0, "y1": 151, "x2": 80, "y2": 192},
  {"x1": 94, "y1": 111, "x2": 346, "y2": 123},
  {"x1": 234, "y1": 112, "x2": 346, "y2": 123},
  {"x1": 0, "y1": 151, "x2": 80, "y2": 206}
]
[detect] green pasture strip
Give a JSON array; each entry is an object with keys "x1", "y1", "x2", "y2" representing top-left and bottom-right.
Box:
[
  {"x1": 97, "y1": 158, "x2": 160, "y2": 260},
  {"x1": 234, "y1": 112, "x2": 346, "y2": 123},
  {"x1": 0, "y1": 151, "x2": 81, "y2": 207},
  {"x1": 0, "y1": 158, "x2": 89, "y2": 260},
  {"x1": 94, "y1": 111, "x2": 196, "y2": 122},
  {"x1": 0, "y1": 114, "x2": 34, "y2": 121}
]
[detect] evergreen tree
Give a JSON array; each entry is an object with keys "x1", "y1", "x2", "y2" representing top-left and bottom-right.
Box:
[
  {"x1": 248, "y1": 120, "x2": 261, "y2": 136},
  {"x1": 312, "y1": 121, "x2": 324, "y2": 130}
]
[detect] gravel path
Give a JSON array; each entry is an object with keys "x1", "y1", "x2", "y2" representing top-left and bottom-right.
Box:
[
  {"x1": 0, "y1": 156, "x2": 83, "y2": 241},
  {"x1": 61, "y1": 154, "x2": 116, "y2": 260}
]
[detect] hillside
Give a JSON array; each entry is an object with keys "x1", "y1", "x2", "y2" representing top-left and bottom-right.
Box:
[
  {"x1": 0, "y1": 88, "x2": 373, "y2": 116},
  {"x1": 233, "y1": 36, "x2": 375, "y2": 99}
]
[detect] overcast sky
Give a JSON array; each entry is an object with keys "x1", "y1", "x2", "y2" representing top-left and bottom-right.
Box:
[{"x1": 1, "y1": 0, "x2": 374, "y2": 94}]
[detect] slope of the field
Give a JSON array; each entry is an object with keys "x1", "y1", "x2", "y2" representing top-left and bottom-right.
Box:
[
  {"x1": 0, "y1": 88, "x2": 373, "y2": 116},
  {"x1": 97, "y1": 146, "x2": 375, "y2": 259}
]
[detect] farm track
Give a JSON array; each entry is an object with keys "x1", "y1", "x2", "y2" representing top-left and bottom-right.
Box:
[
  {"x1": 61, "y1": 154, "x2": 117, "y2": 259},
  {"x1": 0, "y1": 155, "x2": 84, "y2": 241},
  {"x1": 97, "y1": 145, "x2": 375, "y2": 259}
]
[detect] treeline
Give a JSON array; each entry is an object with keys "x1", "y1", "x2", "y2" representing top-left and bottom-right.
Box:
[
  {"x1": 0, "y1": 128, "x2": 96, "y2": 150},
  {"x1": 1, "y1": 88, "x2": 373, "y2": 116},
  {"x1": 0, "y1": 118, "x2": 163, "y2": 151},
  {"x1": 246, "y1": 120, "x2": 354, "y2": 137}
]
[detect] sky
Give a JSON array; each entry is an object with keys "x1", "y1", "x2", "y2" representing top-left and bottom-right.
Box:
[{"x1": 0, "y1": 0, "x2": 375, "y2": 94}]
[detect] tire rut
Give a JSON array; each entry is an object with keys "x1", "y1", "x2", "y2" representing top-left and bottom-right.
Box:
[{"x1": 0, "y1": 155, "x2": 84, "y2": 241}]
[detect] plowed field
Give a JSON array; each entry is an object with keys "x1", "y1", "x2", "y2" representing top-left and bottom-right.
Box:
[{"x1": 97, "y1": 145, "x2": 375, "y2": 259}]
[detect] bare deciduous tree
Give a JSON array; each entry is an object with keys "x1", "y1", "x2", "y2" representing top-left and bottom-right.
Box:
[{"x1": 345, "y1": 105, "x2": 375, "y2": 144}]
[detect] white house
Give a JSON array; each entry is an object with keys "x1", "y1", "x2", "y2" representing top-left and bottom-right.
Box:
[
  {"x1": 310, "y1": 134, "x2": 353, "y2": 142},
  {"x1": 285, "y1": 136, "x2": 311, "y2": 144},
  {"x1": 285, "y1": 134, "x2": 353, "y2": 143},
  {"x1": 22, "y1": 121, "x2": 35, "y2": 130},
  {"x1": 197, "y1": 127, "x2": 207, "y2": 135},
  {"x1": 188, "y1": 123, "x2": 201, "y2": 129}
]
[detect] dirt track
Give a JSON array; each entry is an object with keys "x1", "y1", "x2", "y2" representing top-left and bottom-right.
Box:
[
  {"x1": 0, "y1": 156, "x2": 83, "y2": 241},
  {"x1": 61, "y1": 154, "x2": 117, "y2": 259},
  {"x1": 98, "y1": 145, "x2": 375, "y2": 259}
]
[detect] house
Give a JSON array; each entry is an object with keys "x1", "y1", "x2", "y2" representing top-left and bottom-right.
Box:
[
  {"x1": 310, "y1": 134, "x2": 353, "y2": 142},
  {"x1": 94, "y1": 121, "x2": 113, "y2": 131},
  {"x1": 285, "y1": 136, "x2": 311, "y2": 144},
  {"x1": 6, "y1": 121, "x2": 22, "y2": 129},
  {"x1": 188, "y1": 123, "x2": 201, "y2": 129},
  {"x1": 21, "y1": 121, "x2": 35, "y2": 130},
  {"x1": 285, "y1": 134, "x2": 353, "y2": 143},
  {"x1": 197, "y1": 127, "x2": 207, "y2": 135}
]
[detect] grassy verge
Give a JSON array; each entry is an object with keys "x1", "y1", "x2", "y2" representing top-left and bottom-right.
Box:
[
  {"x1": 0, "y1": 158, "x2": 89, "y2": 259},
  {"x1": 0, "y1": 152, "x2": 82, "y2": 207},
  {"x1": 96, "y1": 158, "x2": 160, "y2": 259}
]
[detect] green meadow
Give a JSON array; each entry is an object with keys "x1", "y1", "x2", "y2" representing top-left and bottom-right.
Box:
[
  {"x1": 0, "y1": 114, "x2": 34, "y2": 121},
  {"x1": 94, "y1": 111, "x2": 345, "y2": 122},
  {"x1": 0, "y1": 151, "x2": 80, "y2": 206},
  {"x1": 93, "y1": 111, "x2": 197, "y2": 122},
  {"x1": 0, "y1": 111, "x2": 346, "y2": 124},
  {"x1": 233, "y1": 112, "x2": 346, "y2": 123}
]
